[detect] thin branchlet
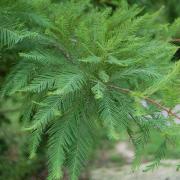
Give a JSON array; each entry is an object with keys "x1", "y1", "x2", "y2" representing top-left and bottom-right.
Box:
[{"x1": 108, "y1": 84, "x2": 180, "y2": 120}]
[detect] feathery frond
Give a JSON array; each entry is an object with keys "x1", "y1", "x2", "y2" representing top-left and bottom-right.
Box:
[{"x1": 1, "y1": 0, "x2": 180, "y2": 179}]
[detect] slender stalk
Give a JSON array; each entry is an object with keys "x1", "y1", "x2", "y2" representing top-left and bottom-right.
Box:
[
  {"x1": 108, "y1": 84, "x2": 180, "y2": 120},
  {"x1": 170, "y1": 39, "x2": 180, "y2": 43}
]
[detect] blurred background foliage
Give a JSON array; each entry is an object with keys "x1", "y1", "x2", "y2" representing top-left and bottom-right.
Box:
[
  {"x1": 0, "y1": 0, "x2": 179, "y2": 179},
  {"x1": 94, "y1": 0, "x2": 180, "y2": 22},
  {"x1": 128, "y1": 0, "x2": 180, "y2": 22}
]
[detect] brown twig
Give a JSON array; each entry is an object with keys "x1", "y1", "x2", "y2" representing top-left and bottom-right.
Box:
[
  {"x1": 108, "y1": 84, "x2": 180, "y2": 120},
  {"x1": 170, "y1": 39, "x2": 180, "y2": 43},
  {"x1": 55, "y1": 44, "x2": 73, "y2": 63},
  {"x1": 144, "y1": 98, "x2": 180, "y2": 120}
]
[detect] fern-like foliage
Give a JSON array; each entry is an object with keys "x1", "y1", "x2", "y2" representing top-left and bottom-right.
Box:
[{"x1": 1, "y1": 0, "x2": 180, "y2": 179}]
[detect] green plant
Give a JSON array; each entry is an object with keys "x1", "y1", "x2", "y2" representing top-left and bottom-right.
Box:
[{"x1": 1, "y1": 0, "x2": 180, "y2": 179}]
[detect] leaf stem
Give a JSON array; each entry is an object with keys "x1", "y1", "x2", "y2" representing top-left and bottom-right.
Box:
[{"x1": 108, "y1": 84, "x2": 180, "y2": 120}]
